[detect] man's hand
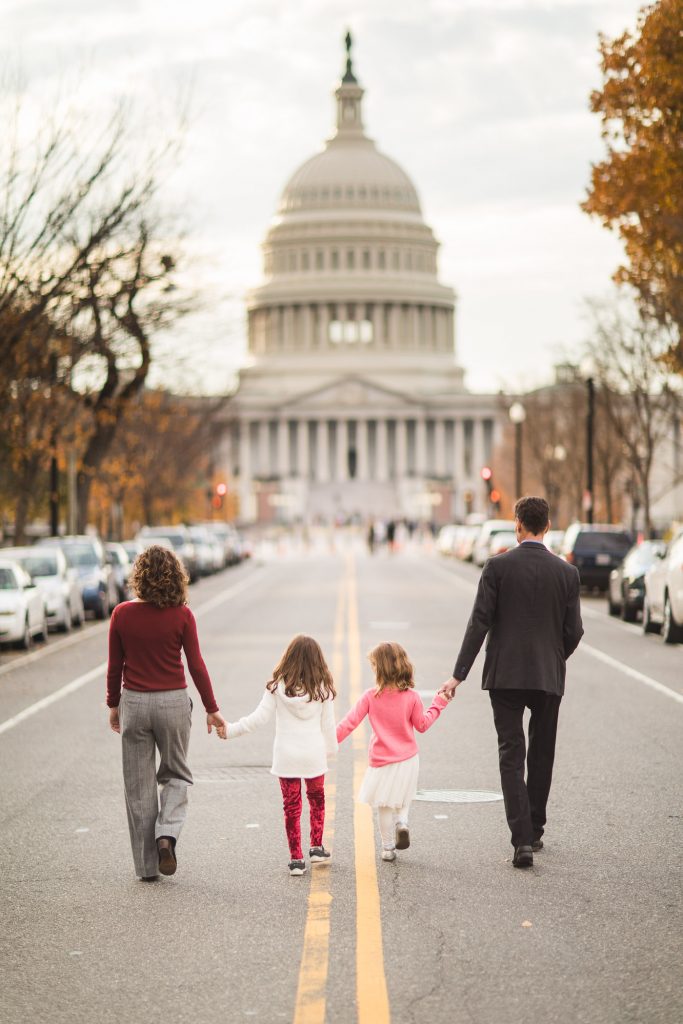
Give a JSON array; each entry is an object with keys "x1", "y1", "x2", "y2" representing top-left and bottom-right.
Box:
[
  {"x1": 207, "y1": 712, "x2": 227, "y2": 739},
  {"x1": 109, "y1": 707, "x2": 120, "y2": 734},
  {"x1": 438, "y1": 677, "x2": 461, "y2": 700}
]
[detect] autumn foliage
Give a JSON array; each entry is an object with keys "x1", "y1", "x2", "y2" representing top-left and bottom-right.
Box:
[{"x1": 583, "y1": 0, "x2": 683, "y2": 369}]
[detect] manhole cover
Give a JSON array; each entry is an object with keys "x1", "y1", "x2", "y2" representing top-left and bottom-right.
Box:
[
  {"x1": 193, "y1": 765, "x2": 271, "y2": 783},
  {"x1": 415, "y1": 790, "x2": 503, "y2": 803}
]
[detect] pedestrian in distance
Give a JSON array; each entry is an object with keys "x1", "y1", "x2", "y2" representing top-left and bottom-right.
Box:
[
  {"x1": 106, "y1": 545, "x2": 227, "y2": 882},
  {"x1": 226, "y1": 634, "x2": 337, "y2": 876},
  {"x1": 337, "y1": 641, "x2": 451, "y2": 862},
  {"x1": 440, "y1": 496, "x2": 583, "y2": 868}
]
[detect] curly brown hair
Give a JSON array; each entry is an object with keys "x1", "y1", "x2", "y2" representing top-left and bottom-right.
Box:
[
  {"x1": 368, "y1": 641, "x2": 415, "y2": 695},
  {"x1": 129, "y1": 545, "x2": 189, "y2": 608},
  {"x1": 266, "y1": 634, "x2": 336, "y2": 702}
]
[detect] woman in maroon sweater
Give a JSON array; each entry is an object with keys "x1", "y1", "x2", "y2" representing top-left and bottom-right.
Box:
[{"x1": 107, "y1": 545, "x2": 226, "y2": 881}]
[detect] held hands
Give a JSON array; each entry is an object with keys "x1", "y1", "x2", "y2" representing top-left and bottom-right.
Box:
[
  {"x1": 438, "y1": 678, "x2": 461, "y2": 702},
  {"x1": 207, "y1": 712, "x2": 228, "y2": 740}
]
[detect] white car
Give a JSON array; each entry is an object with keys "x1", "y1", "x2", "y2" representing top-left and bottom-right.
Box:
[
  {"x1": 2, "y1": 547, "x2": 84, "y2": 632},
  {"x1": 643, "y1": 530, "x2": 683, "y2": 643},
  {"x1": 489, "y1": 531, "x2": 518, "y2": 557},
  {"x1": 0, "y1": 559, "x2": 48, "y2": 648},
  {"x1": 472, "y1": 520, "x2": 517, "y2": 566}
]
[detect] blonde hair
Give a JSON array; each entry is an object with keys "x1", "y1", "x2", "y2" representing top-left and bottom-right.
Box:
[
  {"x1": 368, "y1": 642, "x2": 415, "y2": 695},
  {"x1": 266, "y1": 634, "x2": 336, "y2": 702}
]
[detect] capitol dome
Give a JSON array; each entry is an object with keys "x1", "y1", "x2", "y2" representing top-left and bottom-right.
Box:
[
  {"x1": 278, "y1": 135, "x2": 422, "y2": 218},
  {"x1": 228, "y1": 35, "x2": 499, "y2": 529}
]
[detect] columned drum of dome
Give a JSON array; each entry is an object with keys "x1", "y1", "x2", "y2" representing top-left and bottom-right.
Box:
[{"x1": 228, "y1": 36, "x2": 501, "y2": 524}]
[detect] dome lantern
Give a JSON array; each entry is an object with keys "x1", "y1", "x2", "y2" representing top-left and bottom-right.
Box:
[{"x1": 333, "y1": 30, "x2": 365, "y2": 141}]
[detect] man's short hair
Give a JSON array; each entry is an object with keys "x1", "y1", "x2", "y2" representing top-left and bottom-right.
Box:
[{"x1": 514, "y1": 496, "x2": 549, "y2": 535}]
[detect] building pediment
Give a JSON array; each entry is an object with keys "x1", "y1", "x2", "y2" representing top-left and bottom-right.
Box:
[{"x1": 278, "y1": 375, "x2": 423, "y2": 415}]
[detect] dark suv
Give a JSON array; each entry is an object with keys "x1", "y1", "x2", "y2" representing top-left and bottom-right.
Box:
[{"x1": 560, "y1": 524, "x2": 633, "y2": 591}]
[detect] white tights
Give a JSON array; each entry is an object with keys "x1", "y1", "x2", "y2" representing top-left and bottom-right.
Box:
[{"x1": 377, "y1": 804, "x2": 410, "y2": 850}]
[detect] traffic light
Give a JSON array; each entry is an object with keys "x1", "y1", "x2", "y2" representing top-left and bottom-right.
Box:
[
  {"x1": 212, "y1": 482, "x2": 227, "y2": 510},
  {"x1": 481, "y1": 467, "x2": 501, "y2": 513}
]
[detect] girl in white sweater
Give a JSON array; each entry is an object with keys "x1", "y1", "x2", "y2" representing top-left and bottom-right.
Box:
[{"x1": 227, "y1": 634, "x2": 337, "y2": 875}]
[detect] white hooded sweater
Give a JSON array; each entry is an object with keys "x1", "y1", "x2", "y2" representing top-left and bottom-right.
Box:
[{"x1": 228, "y1": 682, "x2": 338, "y2": 778}]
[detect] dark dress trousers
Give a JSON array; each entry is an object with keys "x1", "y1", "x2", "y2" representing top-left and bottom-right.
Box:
[{"x1": 453, "y1": 541, "x2": 583, "y2": 847}]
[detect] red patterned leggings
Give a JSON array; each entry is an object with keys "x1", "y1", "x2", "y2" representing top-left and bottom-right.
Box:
[{"x1": 278, "y1": 775, "x2": 326, "y2": 860}]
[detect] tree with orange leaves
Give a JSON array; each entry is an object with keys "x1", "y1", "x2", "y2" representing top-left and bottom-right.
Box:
[{"x1": 583, "y1": 0, "x2": 683, "y2": 370}]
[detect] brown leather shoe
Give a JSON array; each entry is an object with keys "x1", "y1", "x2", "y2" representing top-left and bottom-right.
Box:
[{"x1": 157, "y1": 837, "x2": 177, "y2": 876}]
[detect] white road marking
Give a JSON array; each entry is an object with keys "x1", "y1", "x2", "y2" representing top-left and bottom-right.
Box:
[
  {"x1": 245, "y1": 823, "x2": 260, "y2": 829},
  {"x1": 0, "y1": 622, "x2": 109, "y2": 678},
  {"x1": 434, "y1": 814, "x2": 449, "y2": 820},
  {"x1": 75, "y1": 828, "x2": 90, "y2": 833},
  {"x1": 580, "y1": 642, "x2": 683, "y2": 705},
  {"x1": 0, "y1": 568, "x2": 267, "y2": 736},
  {"x1": 0, "y1": 662, "x2": 106, "y2": 736}
]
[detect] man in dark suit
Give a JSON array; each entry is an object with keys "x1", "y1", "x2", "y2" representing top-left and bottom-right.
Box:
[{"x1": 441, "y1": 496, "x2": 583, "y2": 868}]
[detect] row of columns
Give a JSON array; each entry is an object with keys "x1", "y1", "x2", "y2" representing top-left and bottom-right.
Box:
[
  {"x1": 238, "y1": 417, "x2": 488, "y2": 484},
  {"x1": 249, "y1": 303, "x2": 455, "y2": 353}
]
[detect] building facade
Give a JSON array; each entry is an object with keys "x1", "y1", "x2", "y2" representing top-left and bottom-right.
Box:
[{"x1": 226, "y1": 39, "x2": 501, "y2": 524}]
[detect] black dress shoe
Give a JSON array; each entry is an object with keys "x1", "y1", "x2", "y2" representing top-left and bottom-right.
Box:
[
  {"x1": 512, "y1": 845, "x2": 533, "y2": 868},
  {"x1": 532, "y1": 838, "x2": 544, "y2": 852},
  {"x1": 157, "y1": 837, "x2": 177, "y2": 876}
]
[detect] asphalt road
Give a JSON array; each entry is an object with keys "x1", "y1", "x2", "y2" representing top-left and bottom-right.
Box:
[{"x1": 1, "y1": 531, "x2": 681, "y2": 1024}]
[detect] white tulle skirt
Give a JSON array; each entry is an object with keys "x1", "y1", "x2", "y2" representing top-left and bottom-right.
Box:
[{"x1": 357, "y1": 754, "x2": 420, "y2": 809}]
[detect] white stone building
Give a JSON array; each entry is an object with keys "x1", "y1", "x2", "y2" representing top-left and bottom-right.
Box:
[{"x1": 226, "y1": 39, "x2": 502, "y2": 524}]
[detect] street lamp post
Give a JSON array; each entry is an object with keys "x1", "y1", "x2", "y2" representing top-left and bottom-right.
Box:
[
  {"x1": 586, "y1": 376, "x2": 595, "y2": 523},
  {"x1": 508, "y1": 402, "x2": 526, "y2": 499}
]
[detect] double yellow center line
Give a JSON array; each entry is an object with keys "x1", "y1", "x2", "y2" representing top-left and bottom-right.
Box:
[{"x1": 293, "y1": 556, "x2": 390, "y2": 1024}]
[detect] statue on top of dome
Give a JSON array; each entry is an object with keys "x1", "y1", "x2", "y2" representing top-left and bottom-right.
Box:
[{"x1": 342, "y1": 29, "x2": 357, "y2": 84}]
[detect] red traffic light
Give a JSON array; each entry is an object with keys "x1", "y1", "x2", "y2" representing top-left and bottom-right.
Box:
[
  {"x1": 481, "y1": 466, "x2": 492, "y2": 481},
  {"x1": 216, "y1": 482, "x2": 227, "y2": 496}
]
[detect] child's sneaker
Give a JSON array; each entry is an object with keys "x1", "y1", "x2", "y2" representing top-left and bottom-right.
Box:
[
  {"x1": 381, "y1": 848, "x2": 396, "y2": 861},
  {"x1": 309, "y1": 846, "x2": 332, "y2": 864},
  {"x1": 395, "y1": 823, "x2": 410, "y2": 850},
  {"x1": 288, "y1": 859, "x2": 306, "y2": 875}
]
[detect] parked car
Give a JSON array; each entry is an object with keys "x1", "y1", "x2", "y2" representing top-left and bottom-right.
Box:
[
  {"x1": 137, "y1": 525, "x2": 199, "y2": 581},
  {"x1": 560, "y1": 524, "x2": 633, "y2": 591},
  {"x1": 608, "y1": 540, "x2": 667, "y2": 622},
  {"x1": 106, "y1": 543, "x2": 132, "y2": 603},
  {"x1": 121, "y1": 540, "x2": 144, "y2": 565},
  {"x1": 436, "y1": 524, "x2": 460, "y2": 556},
  {"x1": 42, "y1": 536, "x2": 118, "y2": 619},
  {"x1": 200, "y1": 522, "x2": 245, "y2": 565},
  {"x1": 0, "y1": 559, "x2": 48, "y2": 648},
  {"x1": 472, "y1": 520, "x2": 517, "y2": 566},
  {"x1": 454, "y1": 524, "x2": 481, "y2": 562},
  {"x1": 643, "y1": 530, "x2": 683, "y2": 642},
  {"x1": 543, "y1": 530, "x2": 565, "y2": 555},
  {"x1": 489, "y1": 531, "x2": 518, "y2": 557},
  {"x1": 188, "y1": 525, "x2": 223, "y2": 575},
  {"x1": 1, "y1": 546, "x2": 84, "y2": 631}
]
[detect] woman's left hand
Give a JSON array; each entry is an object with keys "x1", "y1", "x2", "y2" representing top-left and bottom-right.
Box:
[{"x1": 109, "y1": 707, "x2": 121, "y2": 734}]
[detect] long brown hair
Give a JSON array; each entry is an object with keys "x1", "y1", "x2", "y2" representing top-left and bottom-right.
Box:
[
  {"x1": 129, "y1": 545, "x2": 189, "y2": 608},
  {"x1": 266, "y1": 634, "x2": 336, "y2": 702},
  {"x1": 368, "y1": 641, "x2": 415, "y2": 695}
]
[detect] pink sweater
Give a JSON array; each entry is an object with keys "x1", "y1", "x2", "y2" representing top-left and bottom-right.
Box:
[{"x1": 336, "y1": 687, "x2": 449, "y2": 767}]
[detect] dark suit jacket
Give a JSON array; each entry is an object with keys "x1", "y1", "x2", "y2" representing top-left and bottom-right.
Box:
[{"x1": 453, "y1": 541, "x2": 583, "y2": 695}]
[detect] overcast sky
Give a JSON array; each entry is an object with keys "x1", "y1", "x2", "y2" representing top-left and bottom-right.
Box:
[{"x1": 4, "y1": 0, "x2": 643, "y2": 395}]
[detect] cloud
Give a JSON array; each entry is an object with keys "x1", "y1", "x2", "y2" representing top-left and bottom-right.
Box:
[{"x1": 2, "y1": 0, "x2": 643, "y2": 392}]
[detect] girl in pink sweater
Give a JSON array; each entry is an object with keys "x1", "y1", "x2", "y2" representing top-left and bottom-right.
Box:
[{"x1": 336, "y1": 642, "x2": 450, "y2": 861}]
